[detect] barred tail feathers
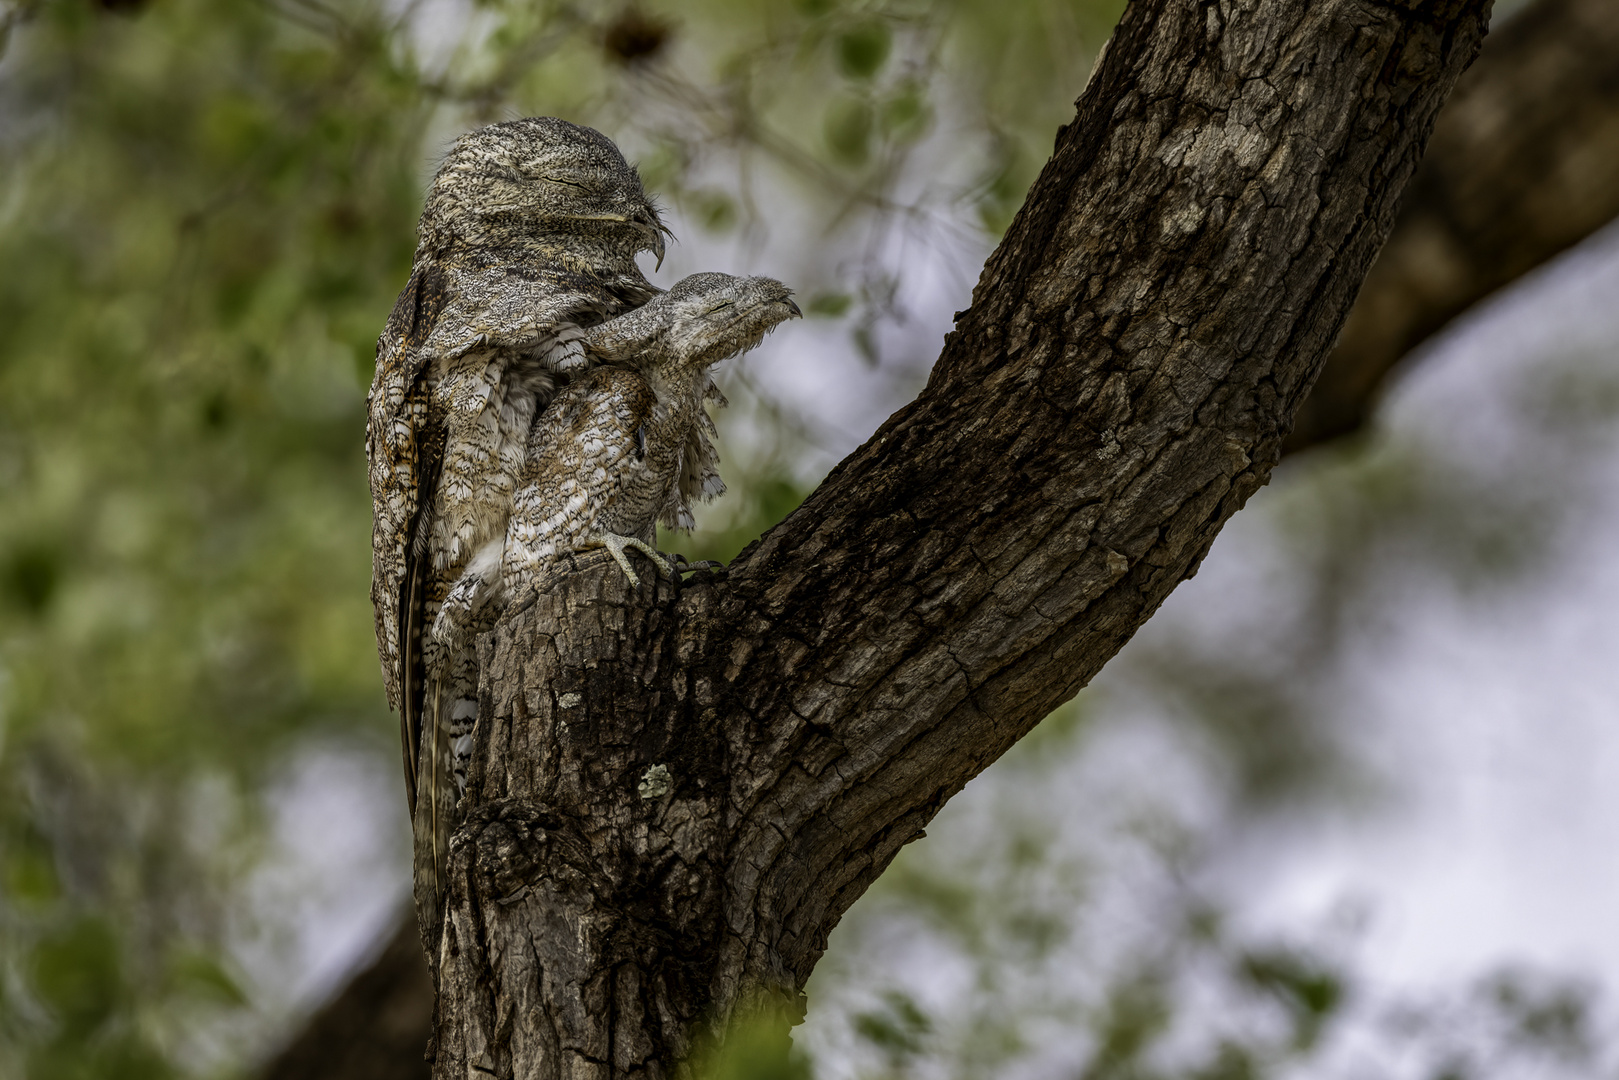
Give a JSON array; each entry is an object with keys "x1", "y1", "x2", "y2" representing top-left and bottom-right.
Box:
[
  {"x1": 410, "y1": 645, "x2": 482, "y2": 936},
  {"x1": 410, "y1": 675, "x2": 448, "y2": 935}
]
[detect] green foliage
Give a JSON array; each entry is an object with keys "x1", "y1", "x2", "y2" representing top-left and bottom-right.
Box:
[
  {"x1": 31, "y1": 917, "x2": 124, "y2": 1040},
  {"x1": 878, "y1": 82, "x2": 930, "y2": 143},
  {"x1": 837, "y1": 22, "x2": 892, "y2": 80},
  {"x1": 0, "y1": 0, "x2": 430, "y2": 1070},
  {"x1": 825, "y1": 95, "x2": 876, "y2": 166},
  {"x1": 697, "y1": 1007, "x2": 814, "y2": 1080},
  {"x1": 17, "y1": 914, "x2": 174, "y2": 1080},
  {"x1": 1485, "y1": 971, "x2": 1593, "y2": 1057},
  {"x1": 684, "y1": 188, "x2": 741, "y2": 233},
  {"x1": 1083, "y1": 970, "x2": 1174, "y2": 1076},
  {"x1": 852, "y1": 991, "x2": 931, "y2": 1068},
  {"x1": 807, "y1": 291, "x2": 855, "y2": 317},
  {"x1": 1236, "y1": 948, "x2": 1344, "y2": 1050}
]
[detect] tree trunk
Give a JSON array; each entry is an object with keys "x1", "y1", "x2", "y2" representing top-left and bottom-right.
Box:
[{"x1": 416, "y1": 0, "x2": 1492, "y2": 1075}]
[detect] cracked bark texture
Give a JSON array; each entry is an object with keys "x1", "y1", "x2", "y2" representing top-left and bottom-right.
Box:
[{"x1": 418, "y1": 0, "x2": 1493, "y2": 1076}]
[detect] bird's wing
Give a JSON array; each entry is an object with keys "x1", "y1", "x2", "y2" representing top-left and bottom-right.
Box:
[
  {"x1": 665, "y1": 374, "x2": 728, "y2": 531},
  {"x1": 366, "y1": 263, "x2": 449, "y2": 812}
]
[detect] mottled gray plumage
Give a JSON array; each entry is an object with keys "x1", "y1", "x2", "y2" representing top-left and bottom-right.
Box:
[
  {"x1": 365, "y1": 117, "x2": 670, "y2": 936},
  {"x1": 430, "y1": 273, "x2": 800, "y2": 658}
]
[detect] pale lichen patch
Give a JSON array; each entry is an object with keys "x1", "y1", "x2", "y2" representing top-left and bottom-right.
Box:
[{"x1": 638, "y1": 764, "x2": 672, "y2": 800}]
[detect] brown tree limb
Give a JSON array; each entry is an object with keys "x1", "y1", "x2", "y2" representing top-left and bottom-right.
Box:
[
  {"x1": 257, "y1": 0, "x2": 1619, "y2": 1069},
  {"x1": 423, "y1": 1, "x2": 1491, "y2": 1075},
  {"x1": 256, "y1": 915, "x2": 433, "y2": 1080},
  {"x1": 1288, "y1": 0, "x2": 1619, "y2": 449}
]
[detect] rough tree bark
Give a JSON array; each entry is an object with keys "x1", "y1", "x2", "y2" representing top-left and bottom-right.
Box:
[
  {"x1": 416, "y1": 0, "x2": 1491, "y2": 1076},
  {"x1": 257, "y1": 0, "x2": 1619, "y2": 1070}
]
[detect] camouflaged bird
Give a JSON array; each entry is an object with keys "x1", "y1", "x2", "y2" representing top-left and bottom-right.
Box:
[
  {"x1": 365, "y1": 117, "x2": 671, "y2": 938},
  {"x1": 429, "y1": 274, "x2": 800, "y2": 668}
]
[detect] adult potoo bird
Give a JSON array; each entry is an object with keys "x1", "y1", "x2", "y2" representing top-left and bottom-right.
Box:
[
  {"x1": 430, "y1": 274, "x2": 800, "y2": 666},
  {"x1": 365, "y1": 117, "x2": 670, "y2": 937}
]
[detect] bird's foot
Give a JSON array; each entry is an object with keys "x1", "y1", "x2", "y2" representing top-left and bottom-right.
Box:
[{"x1": 582, "y1": 533, "x2": 674, "y2": 586}]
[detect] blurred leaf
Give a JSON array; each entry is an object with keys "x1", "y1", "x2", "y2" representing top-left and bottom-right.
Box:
[
  {"x1": 1190, "y1": 1042, "x2": 1260, "y2": 1080},
  {"x1": 836, "y1": 20, "x2": 891, "y2": 80},
  {"x1": 1238, "y1": 947, "x2": 1345, "y2": 1049},
  {"x1": 1086, "y1": 970, "x2": 1172, "y2": 1074},
  {"x1": 164, "y1": 947, "x2": 248, "y2": 1007},
  {"x1": 852, "y1": 991, "x2": 931, "y2": 1066},
  {"x1": 602, "y1": 8, "x2": 672, "y2": 65},
  {"x1": 684, "y1": 188, "x2": 738, "y2": 233},
  {"x1": 880, "y1": 82, "x2": 931, "y2": 143},
  {"x1": 806, "y1": 291, "x2": 853, "y2": 317},
  {"x1": 852, "y1": 321, "x2": 879, "y2": 365},
  {"x1": 3, "y1": 824, "x2": 59, "y2": 906},
  {"x1": 1483, "y1": 969, "x2": 1594, "y2": 1060},
  {"x1": 976, "y1": 142, "x2": 1034, "y2": 236},
  {"x1": 824, "y1": 95, "x2": 874, "y2": 166},
  {"x1": 30, "y1": 916, "x2": 123, "y2": 1038},
  {"x1": 2, "y1": 542, "x2": 62, "y2": 617},
  {"x1": 697, "y1": 1010, "x2": 812, "y2": 1080}
]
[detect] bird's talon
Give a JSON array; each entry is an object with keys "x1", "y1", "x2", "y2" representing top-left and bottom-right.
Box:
[{"x1": 583, "y1": 533, "x2": 673, "y2": 586}]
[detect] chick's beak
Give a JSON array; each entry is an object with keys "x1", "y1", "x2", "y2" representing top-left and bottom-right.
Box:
[{"x1": 784, "y1": 297, "x2": 803, "y2": 318}]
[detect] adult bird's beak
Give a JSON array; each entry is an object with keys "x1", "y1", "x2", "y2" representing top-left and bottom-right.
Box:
[
  {"x1": 784, "y1": 297, "x2": 803, "y2": 318},
  {"x1": 633, "y1": 209, "x2": 669, "y2": 272}
]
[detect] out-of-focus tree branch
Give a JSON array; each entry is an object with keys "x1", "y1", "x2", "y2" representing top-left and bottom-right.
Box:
[
  {"x1": 1287, "y1": 0, "x2": 1619, "y2": 451},
  {"x1": 255, "y1": 915, "x2": 432, "y2": 1080},
  {"x1": 253, "y1": 0, "x2": 1619, "y2": 1073}
]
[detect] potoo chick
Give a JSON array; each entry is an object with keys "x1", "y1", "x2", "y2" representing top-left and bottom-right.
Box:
[
  {"x1": 431, "y1": 271, "x2": 799, "y2": 624},
  {"x1": 365, "y1": 117, "x2": 670, "y2": 937},
  {"x1": 426, "y1": 274, "x2": 801, "y2": 815}
]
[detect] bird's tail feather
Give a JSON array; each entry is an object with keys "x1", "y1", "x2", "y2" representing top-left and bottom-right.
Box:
[
  {"x1": 411, "y1": 651, "x2": 481, "y2": 941},
  {"x1": 411, "y1": 677, "x2": 451, "y2": 937}
]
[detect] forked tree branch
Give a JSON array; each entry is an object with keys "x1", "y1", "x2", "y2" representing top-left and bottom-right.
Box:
[
  {"x1": 420, "y1": 1, "x2": 1491, "y2": 1075},
  {"x1": 261, "y1": 0, "x2": 1619, "y2": 1064},
  {"x1": 260, "y1": 0, "x2": 1619, "y2": 1063},
  {"x1": 260, "y1": 0, "x2": 1619, "y2": 1067}
]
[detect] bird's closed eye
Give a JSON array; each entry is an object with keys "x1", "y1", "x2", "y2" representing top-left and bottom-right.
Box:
[
  {"x1": 706, "y1": 302, "x2": 733, "y2": 314},
  {"x1": 540, "y1": 175, "x2": 589, "y2": 190}
]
